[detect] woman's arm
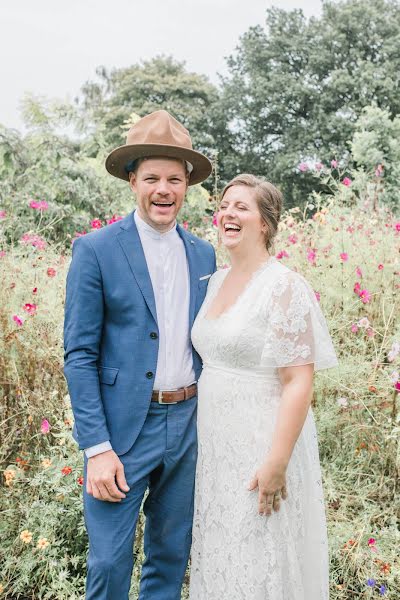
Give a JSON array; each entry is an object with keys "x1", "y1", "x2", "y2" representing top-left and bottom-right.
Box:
[{"x1": 248, "y1": 363, "x2": 314, "y2": 515}]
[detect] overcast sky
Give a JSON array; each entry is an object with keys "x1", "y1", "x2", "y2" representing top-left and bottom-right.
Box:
[{"x1": 1, "y1": 0, "x2": 322, "y2": 132}]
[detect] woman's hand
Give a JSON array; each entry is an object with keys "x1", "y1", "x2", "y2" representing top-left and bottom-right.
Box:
[{"x1": 248, "y1": 458, "x2": 288, "y2": 516}]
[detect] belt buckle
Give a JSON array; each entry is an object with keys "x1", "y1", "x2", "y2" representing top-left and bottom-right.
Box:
[{"x1": 158, "y1": 389, "x2": 178, "y2": 405}]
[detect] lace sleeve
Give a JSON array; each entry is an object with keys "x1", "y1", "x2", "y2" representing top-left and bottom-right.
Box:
[{"x1": 261, "y1": 271, "x2": 338, "y2": 371}]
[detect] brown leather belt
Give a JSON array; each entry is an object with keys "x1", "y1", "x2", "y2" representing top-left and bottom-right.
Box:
[{"x1": 151, "y1": 383, "x2": 197, "y2": 404}]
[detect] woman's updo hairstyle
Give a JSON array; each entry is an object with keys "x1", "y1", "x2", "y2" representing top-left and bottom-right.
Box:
[{"x1": 221, "y1": 174, "x2": 283, "y2": 251}]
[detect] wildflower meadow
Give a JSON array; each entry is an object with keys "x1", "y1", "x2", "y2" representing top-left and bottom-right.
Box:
[{"x1": 0, "y1": 155, "x2": 399, "y2": 599}]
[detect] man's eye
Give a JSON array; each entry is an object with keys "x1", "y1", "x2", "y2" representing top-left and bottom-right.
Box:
[{"x1": 145, "y1": 178, "x2": 156, "y2": 182}]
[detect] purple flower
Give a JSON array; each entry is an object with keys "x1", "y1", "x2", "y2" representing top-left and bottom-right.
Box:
[
  {"x1": 366, "y1": 579, "x2": 376, "y2": 587},
  {"x1": 379, "y1": 585, "x2": 387, "y2": 595}
]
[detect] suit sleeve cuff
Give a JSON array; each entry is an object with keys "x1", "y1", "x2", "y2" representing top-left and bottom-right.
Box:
[{"x1": 84, "y1": 441, "x2": 112, "y2": 458}]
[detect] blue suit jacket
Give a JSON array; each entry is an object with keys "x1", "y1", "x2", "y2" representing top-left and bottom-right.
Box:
[{"x1": 63, "y1": 210, "x2": 216, "y2": 456}]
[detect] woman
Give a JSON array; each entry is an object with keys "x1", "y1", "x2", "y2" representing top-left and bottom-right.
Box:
[{"x1": 189, "y1": 174, "x2": 338, "y2": 600}]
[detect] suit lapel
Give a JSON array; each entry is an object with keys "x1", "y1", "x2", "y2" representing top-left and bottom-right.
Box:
[
  {"x1": 116, "y1": 212, "x2": 158, "y2": 324},
  {"x1": 177, "y1": 223, "x2": 200, "y2": 330}
]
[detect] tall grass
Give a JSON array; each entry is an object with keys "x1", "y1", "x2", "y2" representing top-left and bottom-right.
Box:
[{"x1": 0, "y1": 199, "x2": 399, "y2": 598}]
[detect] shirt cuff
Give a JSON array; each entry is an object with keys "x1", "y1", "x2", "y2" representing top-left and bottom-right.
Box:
[{"x1": 85, "y1": 441, "x2": 112, "y2": 458}]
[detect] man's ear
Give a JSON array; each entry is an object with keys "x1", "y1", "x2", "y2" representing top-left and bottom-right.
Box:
[{"x1": 129, "y1": 172, "x2": 137, "y2": 193}]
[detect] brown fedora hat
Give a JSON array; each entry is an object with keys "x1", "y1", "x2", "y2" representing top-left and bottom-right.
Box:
[{"x1": 105, "y1": 110, "x2": 212, "y2": 186}]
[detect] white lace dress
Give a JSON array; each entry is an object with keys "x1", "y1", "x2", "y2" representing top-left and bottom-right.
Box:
[{"x1": 189, "y1": 257, "x2": 338, "y2": 600}]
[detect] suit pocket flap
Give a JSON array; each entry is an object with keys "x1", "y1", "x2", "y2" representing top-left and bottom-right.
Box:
[{"x1": 98, "y1": 366, "x2": 119, "y2": 385}]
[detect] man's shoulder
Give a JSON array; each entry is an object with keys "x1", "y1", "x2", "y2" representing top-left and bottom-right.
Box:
[
  {"x1": 180, "y1": 227, "x2": 215, "y2": 254},
  {"x1": 74, "y1": 215, "x2": 130, "y2": 250}
]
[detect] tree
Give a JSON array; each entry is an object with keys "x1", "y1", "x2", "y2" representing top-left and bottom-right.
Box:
[
  {"x1": 77, "y1": 56, "x2": 220, "y2": 170},
  {"x1": 217, "y1": 0, "x2": 400, "y2": 206}
]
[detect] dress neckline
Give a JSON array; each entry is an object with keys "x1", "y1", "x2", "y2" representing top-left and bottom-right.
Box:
[{"x1": 203, "y1": 256, "x2": 276, "y2": 321}]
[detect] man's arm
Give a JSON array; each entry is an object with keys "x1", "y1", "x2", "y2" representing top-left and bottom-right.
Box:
[{"x1": 63, "y1": 236, "x2": 110, "y2": 449}]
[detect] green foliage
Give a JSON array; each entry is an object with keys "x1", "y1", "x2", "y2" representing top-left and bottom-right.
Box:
[
  {"x1": 78, "y1": 56, "x2": 219, "y2": 167},
  {"x1": 217, "y1": 0, "x2": 400, "y2": 205}
]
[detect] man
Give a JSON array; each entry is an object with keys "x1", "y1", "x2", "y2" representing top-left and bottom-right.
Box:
[{"x1": 63, "y1": 110, "x2": 216, "y2": 599}]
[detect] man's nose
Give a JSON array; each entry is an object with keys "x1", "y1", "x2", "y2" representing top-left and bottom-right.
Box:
[{"x1": 155, "y1": 179, "x2": 170, "y2": 195}]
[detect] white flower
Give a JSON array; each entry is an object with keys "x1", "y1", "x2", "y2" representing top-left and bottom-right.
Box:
[
  {"x1": 388, "y1": 341, "x2": 400, "y2": 363},
  {"x1": 390, "y1": 370, "x2": 399, "y2": 384},
  {"x1": 337, "y1": 397, "x2": 348, "y2": 408},
  {"x1": 358, "y1": 317, "x2": 370, "y2": 329}
]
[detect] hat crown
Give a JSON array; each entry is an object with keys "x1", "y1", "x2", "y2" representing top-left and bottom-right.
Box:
[{"x1": 126, "y1": 110, "x2": 193, "y2": 150}]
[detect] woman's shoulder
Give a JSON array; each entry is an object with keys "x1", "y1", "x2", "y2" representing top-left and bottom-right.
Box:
[{"x1": 264, "y1": 259, "x2": 313, "y2": 296}]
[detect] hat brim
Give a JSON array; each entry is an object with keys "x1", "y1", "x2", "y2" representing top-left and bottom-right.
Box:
[{"x1": 105, "y1": 143, "x2": 213, "y2": 186}]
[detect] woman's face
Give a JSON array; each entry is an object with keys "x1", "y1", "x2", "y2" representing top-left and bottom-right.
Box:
[{"x1": 217, "y1": 185, "x2": 267, "y2": 252}]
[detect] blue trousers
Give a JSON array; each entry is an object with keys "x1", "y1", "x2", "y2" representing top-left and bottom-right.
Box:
[{"x1": 83, "y1": 396, "x2": 198, "y2": 600}]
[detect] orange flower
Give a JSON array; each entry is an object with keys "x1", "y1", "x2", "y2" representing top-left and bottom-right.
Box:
[
  {"x1": 61, "y1": 466, "x2": 72, "y2": 476},
  {"x1": 36, "y1": 538, "x2": 50, "y2": 550},
  {"x1": 4, "y1": 469, "x2": 16, "y2": 486},
  {"x1": 77, "y1": 476, "x2": 84, "y2": 486},
  {"x1": 20, "y1": 530, "x2": 33, "y2": 544},
  {"x1": 380, "y1": 562, "x2": 391, "y2": 574}
]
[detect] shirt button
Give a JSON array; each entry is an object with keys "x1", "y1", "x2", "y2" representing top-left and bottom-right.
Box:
[
  {"x1": 146, "y1": 371, "x2": 154, "y2": 379},
  {"x1": 150, "y1": 332, "x2": 158, "y2": 339}
]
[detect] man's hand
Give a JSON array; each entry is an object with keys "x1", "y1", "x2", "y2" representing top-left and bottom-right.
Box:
[
  {"x1": 248, "y1": 458, "x2": 288, "y2": 516},
  {"x1": 87, "y1": 450, "x2": 130, "y2": 502}
]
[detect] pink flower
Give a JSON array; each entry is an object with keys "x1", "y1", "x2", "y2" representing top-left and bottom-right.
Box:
[
  {"x1": 23, "y1": 303, "x2": 37, "y2": 315},
  {"x1": 331, "y1": 159, "x2": 338, "y2": 168},
  {"x1": 106, "y1": 215, "x2": 123, "y2": 225},
  {"x1": 12, "y1": 315, "x2": 24, "y2": 327},
  {"x1": 40, "y1": 419, "x2": 50, "y2": 434},
  {"x1": 20, "y1": 233, "x2": 47, "y2": 250},
  {"x1": 0, "y1": 250, "x2": 6, "y2": 258},
  {"x1": 298, "y1": 162, "x2": 308, "y2": 172},
  {"x1": 314, "y1": 291, "x2": 320, "y2": 302},
  {"x1": 0, "y1": 210, "x2": 6, "y2": 219},
  {"x1": 29, "y1": 200, "x2": 48, "y2": 210},
  {"x1": 183, "y1": 221, "x2": 189, "y2": 230},
  {"x1": 347, "y1": 225, "x2": 355, "y2": 234},
  {"x1": 395, "y1": 381, "x2": 400, "y2": 392},
  {"x1": 212, "y1": 213, "x2": 218, "y2": 227},
  {"x1": 351, "y1": 324, "x2": 359, "y2": 333},
  {"x1": 342, "y1": 177, "x2": 352, "y2": 187},
  {"x1": 366, "y1": 328, "x2": 375, "y2": 337},
  {"x1": 32, "y1": 287, "x2": 38, "y2": 294},
  {"x1": 315, "y1": 162, "x2": 323, "y2": 171},
  {"x1": 288, "y1": 233, "x2": 298, "y2": 244},
  {"x1": 353, "y1": 282, "x2": 361, "y2": 294},
  {"x1": 395, "y1": 222, "x2": 400, "y2": 232},
  {"x1": 375, "y1": 164, "x2": 384, "y2": 177},
  {"x1": 91, "y1": 219, "x2": 103, "y2": 230},
  {"x1": 47, "y1": 268, "x2": 56, "y2": 277},
  {"x1": 377, "y1": 264, "x2": 384, "y2": 270},
  {"x1": 340, "y1": 252, "x2": 349, "y2": 262},
  {"x1": 306, "y1": 249, "x2": 317, "y2": 265},
  {"x1": 355, "y1": 267, "x2": 363, "y2": 279},
  {"x1": 359, "y1": 289, "x2": 372, "y2": 304},
  {"x1": 276, "y1": 250, "x2": 289, "y2": 260}
]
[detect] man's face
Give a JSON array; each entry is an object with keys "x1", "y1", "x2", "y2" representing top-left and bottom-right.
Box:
[{"x1": 129, "y1": 158, "x2": 188, "y2": 232}]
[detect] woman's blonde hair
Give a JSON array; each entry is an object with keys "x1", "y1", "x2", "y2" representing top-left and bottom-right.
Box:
[{"x1": 221, "y1": 174, "x2": 283, "y2": 250}]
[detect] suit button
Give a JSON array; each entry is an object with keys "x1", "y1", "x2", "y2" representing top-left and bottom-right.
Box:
[
  {"x1": 150, "y1": 332, "x2": 158, "y2": 339},
  {"x1": 146, "y1": 371, "x2": 154, "y2": 379}
]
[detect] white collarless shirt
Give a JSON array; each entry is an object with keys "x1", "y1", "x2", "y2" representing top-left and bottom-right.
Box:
[
  {"x1": 133, "y1": 209, "x2": 195, "y2": 390},
  {"x1": 85, "y1": 210, "x2": 195, "y2": 457}
]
